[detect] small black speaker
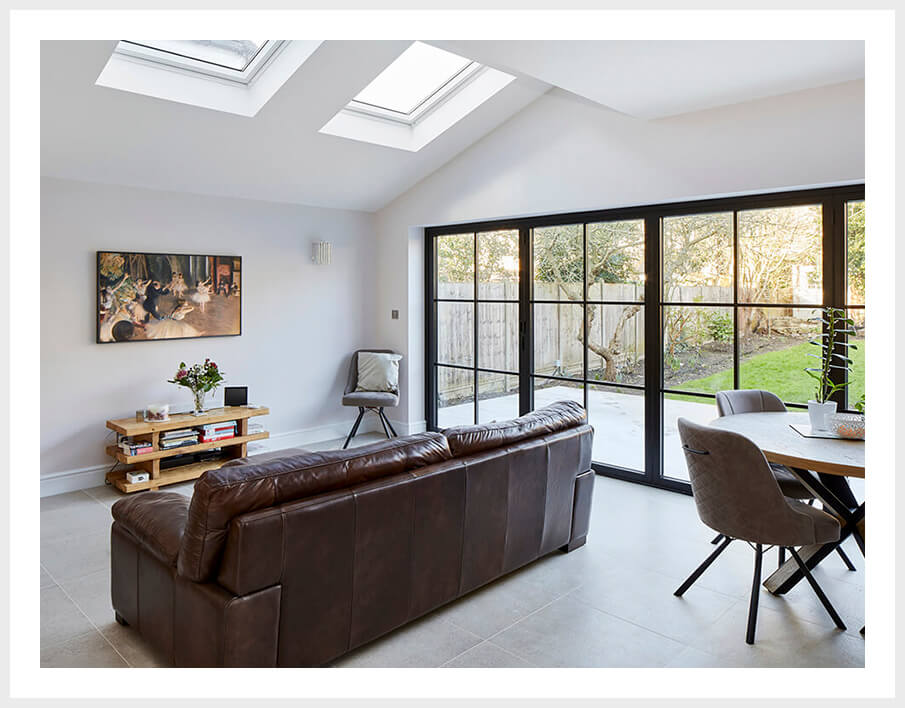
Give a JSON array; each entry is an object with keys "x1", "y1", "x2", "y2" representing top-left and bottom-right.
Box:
[{"x1": 224, "y1": 386, "x2": 248, "y2": 407}]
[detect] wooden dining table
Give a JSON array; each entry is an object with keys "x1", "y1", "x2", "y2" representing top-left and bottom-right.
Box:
[{"x1": 709, "y1": 411, "x2": 865, "y2": 596}]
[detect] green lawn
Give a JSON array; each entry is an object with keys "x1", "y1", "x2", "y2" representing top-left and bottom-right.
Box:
[{"x1": 671, "y1": 339, "x2": 865, "y2": 406}]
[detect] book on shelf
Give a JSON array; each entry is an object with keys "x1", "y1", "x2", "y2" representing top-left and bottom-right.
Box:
[
  {"x1": 200, "y1": 433, "x2": 235, "y2": 443},
  {"x1": 200, "y1": 422, "x2": 237, "y2": 433},
  {"x1": 160, "y1": 439, "x2": 198, "y2": 450},
  {"x1": 120, "y1": 443, "x2": 153, "y2": 456},
  {"x1": 160, "y1": 429, "x2": 197, "y2": 441}
]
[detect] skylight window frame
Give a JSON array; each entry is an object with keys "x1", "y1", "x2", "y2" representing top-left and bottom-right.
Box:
[
  {"x1": 345, "y1": 60, "x2": 485, "y2": 127},
  {"x1": 114, "y1": 40, "x2": 286, "y2": 86}
]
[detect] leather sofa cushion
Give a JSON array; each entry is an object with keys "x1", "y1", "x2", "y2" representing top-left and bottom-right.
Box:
[
  {"x1": 444, "y1": 400, "x2": 588, "y2": 457},
  {"x1": 220, "y1": 447, "x2": 311, "y2": 468},
  {"x1": 112, "y1": 492, "x2": 190, "y2": 566},
  {"x1": 177, "y1": 431, "x2": 452, "y2": 582}
]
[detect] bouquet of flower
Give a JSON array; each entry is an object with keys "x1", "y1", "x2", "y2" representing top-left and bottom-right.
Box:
[{"x1": 168, "y1": 358, "x2": 225, "y2": 414}]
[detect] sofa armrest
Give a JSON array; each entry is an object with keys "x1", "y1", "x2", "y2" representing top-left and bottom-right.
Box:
[{"x1": 112, "y1": 492, "x2": 190, "y2": 566}]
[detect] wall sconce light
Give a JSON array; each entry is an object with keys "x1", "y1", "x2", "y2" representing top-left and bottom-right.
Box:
[{"x1": 312, "y1": 240, "x2": 332, "y2": 265}]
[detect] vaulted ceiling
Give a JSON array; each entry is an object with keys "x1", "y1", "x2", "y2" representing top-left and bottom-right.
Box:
[{"x1": 41, "y1": 40, "x2": 863, "y2": 213}]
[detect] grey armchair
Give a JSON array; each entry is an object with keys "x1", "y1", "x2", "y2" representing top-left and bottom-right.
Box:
[
  {"x1": 341, "y1": 349, "x2": 400, "y2": 449},
  {"x1": 714, "y1": 389, "x2": 857, "y2": 572},
  {"x1": 674, "y1": 418, "x2": 846, "y2": 644}
]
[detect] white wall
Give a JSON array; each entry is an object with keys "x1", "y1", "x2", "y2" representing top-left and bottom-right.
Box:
[
  {"x1": 375, "y1": 80, "x2": 866, "y2": 426},
  {"x1": 41, "y1": 178, "x2": 380, "y2": 494}
]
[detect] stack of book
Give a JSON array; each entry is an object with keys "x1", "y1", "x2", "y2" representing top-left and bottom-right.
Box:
[
  {"x1": 119, "y1": 437, "x2": 153, "y2": 456},
  {"x1": 160, "y1": 428, "x2": 199, "y2": 450},
  {"x1": 248, "y1": 421, "x2": 265, "y2": 435},
  {"x1": 199, "y1": 421, "x2": 237, "y2": 443}
]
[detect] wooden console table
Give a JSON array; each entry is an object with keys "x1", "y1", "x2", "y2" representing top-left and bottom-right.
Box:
[{"x1": 105, "y1": 406, "x2": 270, "y2": 493}]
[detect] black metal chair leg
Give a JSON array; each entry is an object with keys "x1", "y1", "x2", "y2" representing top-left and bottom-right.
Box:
[
  {"x1": 675, "y1": 536, "x2": 733, "y2": 597},
  {"x1": 376, "y1": 408, "x2": 392, "y2": 439},
  {"x1": 342, "y1": 408, "x2": 365, "y2": 450},
  {"x1": 380, "y1": 409, "x2": 398, "y2": 437},
  {"x1": 778, "y1": 546, "x2": 785, "y2": 569},
  {"x1": 835, "y1": 546, "x2": 856, "y2": 571},
  {"x1": 711, "y1": 533, "x2": 724, "y2": 545},
  {"x1": 746, "y1": 544, "x2": 763, "y2": 645},
  {"x1": 788, "y1": 547, "x2": 846, "y2": 630}
]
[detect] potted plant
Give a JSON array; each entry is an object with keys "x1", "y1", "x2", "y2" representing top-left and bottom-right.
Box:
[
  {"x1": 168, "y1": 358, "x2": 225, "y2": 415},
  {"x1": 804, "y1": 308, "x2": 857, "y2": 431}
]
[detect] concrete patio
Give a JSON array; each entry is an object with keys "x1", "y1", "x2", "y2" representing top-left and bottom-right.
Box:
[{"x1": 438, "y1": 384, "x2": 722, "y2": 481}]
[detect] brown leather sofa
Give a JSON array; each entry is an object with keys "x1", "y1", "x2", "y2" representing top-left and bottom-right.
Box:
[{"x1": 110, "y1": 401, "x2": 595, "y2": 667}]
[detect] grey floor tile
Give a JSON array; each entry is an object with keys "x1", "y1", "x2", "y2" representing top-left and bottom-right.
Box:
[
  {"x1": 41, "y1": 529, "x2": 110, "y2": 584},
  {"x1": 41, "y1": 491, "x2": 98, "y2": 514},
  {"x1": 332, "y1": 613, "x2": 481, "y2": 668},
  {"x1": 437, "y1": 553, "x2": 593, "y2": 639},
  {"x1": 41, "y1": 585, "x2": 95, "y2": 647},
  {"x1": 40, "y1": 564, "x2": 56, "y2": 588},
  {"x1": 83, "y1": 484, "x2": 126, "y2": 508},
  {"x1": 687, "y1": 599, "x2": 863, "y2": 667},
  {"x1": 491, "y1": 593, "x2": 685, "y2": 668},
  {"x1": 443, "y1": 641, "x2": 533, "y2": 668},
  {"x1": 571, "y1": 563, "x2": 737, "y2": 646},
  {"x1": 99, "y1": 622, "x2": 169, "y2": 668},
  {"x1": 60, "y1": 569, "x2": 113, "y2": 627},
  {"x1": 663, "y1": 645, "x2": 724, "y2": 668},
  {"x1": 41, "y1": 630, "x2": 127, "y2": 668},
  {"x1": 41, "y1": 496, "x2": 111, "y2": 543},
  {"x1": 758, "y1": 570, "x2": 864, "y2": 637}
]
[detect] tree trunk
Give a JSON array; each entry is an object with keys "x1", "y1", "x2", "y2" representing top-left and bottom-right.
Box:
[{"x1": 578, "y1": 305, "x2": 641, "y2": 380}]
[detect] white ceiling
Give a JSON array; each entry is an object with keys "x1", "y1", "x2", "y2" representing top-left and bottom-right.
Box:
[
  {"x1": 41, "y1": 40, "x2": 864, "y2": 213},
  {"x1": 432, "y1": 40, "x2": 865, "y2": 120}
]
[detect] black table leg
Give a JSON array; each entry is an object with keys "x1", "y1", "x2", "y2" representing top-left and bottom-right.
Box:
[{"x1": 764, "y1": 468, "x2": 864, "y2": 596}]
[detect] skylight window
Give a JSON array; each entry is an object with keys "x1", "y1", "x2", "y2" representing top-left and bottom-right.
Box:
[
  {"x1": 96, "y1": 40, "x2": 323, "y2": 117},
  {"x1": 122, "y1": 40, "x2": 268, "y2": 72},
  {"x1": 113, "y1": 40, "x2": 283, "y2": 85},
  {"x1": 321, "y1": 42, "x2": 516, "y2": 152},
  {"x1": 351, "y1": 42, "x2": 475, "y2": 117}
]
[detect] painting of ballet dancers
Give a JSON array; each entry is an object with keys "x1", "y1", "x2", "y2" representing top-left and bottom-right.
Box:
[{"x1": 97, "y1": 251, "x2": 241, "y2": 343}]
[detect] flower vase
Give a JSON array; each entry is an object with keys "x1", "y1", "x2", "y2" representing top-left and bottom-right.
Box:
[
  {"x1": 192, "y1": 389, "x2": 207, "y2": 416},
  {"x1": 807, "y1": 400, "x2": 837, "y2": 431}
]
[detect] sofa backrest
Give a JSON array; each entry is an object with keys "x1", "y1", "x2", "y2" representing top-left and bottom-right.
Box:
[
  {"x1": 443, "y1": 400, "x2": 588, "y2": 457},
  {"x1": 176, "y1": 431, "x2": 452, "y2": 582},
  {"x1": 214, "y1": 422, "x2": 593, "y2": 667}
]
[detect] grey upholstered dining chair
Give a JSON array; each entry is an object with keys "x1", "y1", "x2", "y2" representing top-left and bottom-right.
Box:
[
  {"x1": 674, "y1": 418, "x2": 847, "y2": 644},
  {"x1": 713, "y1": 389, "x2": 857, "y2": 572},
  {"x1": 341, "y1": 349, "x2": 400, "y2": 449}
]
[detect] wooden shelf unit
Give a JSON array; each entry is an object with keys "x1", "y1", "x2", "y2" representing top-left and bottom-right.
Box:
[{"x1": 105, "y1": 406, "x2": 269, "y2": 493}]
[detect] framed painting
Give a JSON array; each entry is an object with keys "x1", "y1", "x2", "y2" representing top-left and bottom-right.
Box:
[{"x1": 97, "y1": 251, "x2": 242, "y2": 343}]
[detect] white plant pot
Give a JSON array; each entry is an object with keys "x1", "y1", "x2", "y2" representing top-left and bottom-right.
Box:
[{"x1": 807, "y1": 400, "x2": 837, "y2": 431}]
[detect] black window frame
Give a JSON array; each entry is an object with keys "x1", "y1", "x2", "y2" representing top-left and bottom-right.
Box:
[{"x1": 425, "y1": 184, "x2": 865, "y2": 494}]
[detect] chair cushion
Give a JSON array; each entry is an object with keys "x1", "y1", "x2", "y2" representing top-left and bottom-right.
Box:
[
  {"x1": 220, "y1": 447, "x2": 311, "y2": 468},
  {"x1": 786, "y1": 500, "x2": 841, "y2": 545},
  {"x1": 343, "y1": 391, "x2": 399, "y2": 408},
  {"x1": 770, "y1": 463, "x2": 813, "y2": 500},
  {"x1": 177, "y1": 431, "x2": 451, "y2": 582},
  {"x1": 355, "y1": 352, "x2": 401, "y2": 393},
  {"x1": 444, "y1": 400, "x2": 588, "y2": 457}
]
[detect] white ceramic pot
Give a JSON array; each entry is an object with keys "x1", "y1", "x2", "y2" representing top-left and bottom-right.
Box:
[{"x1": 807, "y1": 400, "x2": 837, "y2": 431}]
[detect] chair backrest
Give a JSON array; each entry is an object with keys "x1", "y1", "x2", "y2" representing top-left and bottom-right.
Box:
[
  {"x1": 715, "y1": 389, "x2": 786, "y2": 417},
  {"x1": 345, "y1": 349, "x2": 398, "y2": 395},
  {"x1": 677, "y1": 417, "x2": 818, "y2": 545}
]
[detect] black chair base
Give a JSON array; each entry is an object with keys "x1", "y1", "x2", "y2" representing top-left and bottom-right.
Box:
[
  {"x1": 342, "y1": 407, "x2": 398, "y2": 449},
  {"x1": 676, "y1": 539, "x2": 846, "y2": 644}
]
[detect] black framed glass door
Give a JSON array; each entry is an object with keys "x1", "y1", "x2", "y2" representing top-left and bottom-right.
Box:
[{"x1": 425, "y1": 185, "x2": 865, "y2": 494}]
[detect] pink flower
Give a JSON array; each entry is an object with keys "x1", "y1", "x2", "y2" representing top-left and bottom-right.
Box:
[
  {"x1": 176, "y1": 370, "x2": 187, "y2": 379},
  {"x1": 210, "y1": 362, "x2": 217, "y2": 369}
]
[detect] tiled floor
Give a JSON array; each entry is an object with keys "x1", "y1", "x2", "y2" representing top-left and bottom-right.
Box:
[{"x1": 40, "y1": 433, "x2": 865, "y2": 668}]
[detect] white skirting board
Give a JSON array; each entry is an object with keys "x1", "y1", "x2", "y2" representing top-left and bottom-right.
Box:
[{"x1": 39, "y1": 414, "x2": 425, "y2": 498}]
